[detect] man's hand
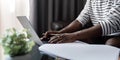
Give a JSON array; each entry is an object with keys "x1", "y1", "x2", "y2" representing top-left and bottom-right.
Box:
[
  {"x1": 48, "y1": 33, "x2": 76, "y2": 43},
  {"x1": 41, "y1": 31, "x2": 60, "y2": 41},
  {"x1": 43, "y1": 31, "x2": 60, "y2": 38}
]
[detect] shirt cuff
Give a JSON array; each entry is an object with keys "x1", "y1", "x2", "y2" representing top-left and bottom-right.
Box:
[{"x1": 76, "y1": 15, "x2": 89, "y2": 27}]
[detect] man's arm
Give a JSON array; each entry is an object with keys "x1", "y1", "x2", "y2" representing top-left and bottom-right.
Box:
[
  {"x1": 43, "y1": 20, "x2": 82, "y2": 38},
  {"x1": 73, "y1": 24, "x2": 102, "y2": 40},
  {"x1": 48, "y1": 24, "x2": 102, "y2": 43},
  {"x1": 58, "y1": 20, "x2": 82, "y2": 33}
]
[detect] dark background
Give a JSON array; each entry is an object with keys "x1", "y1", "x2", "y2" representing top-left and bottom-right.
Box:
[{"x1": 30, "y1": 0, "x2": 86, "y2": 37}]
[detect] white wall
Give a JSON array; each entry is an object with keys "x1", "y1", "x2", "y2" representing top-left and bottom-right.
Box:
[
  {"x1": 0, "y1": 45, "x2": 4, "y2": 60},
  {"x1": 0, "y1": 0, "x2": 30, "y2": 36}
]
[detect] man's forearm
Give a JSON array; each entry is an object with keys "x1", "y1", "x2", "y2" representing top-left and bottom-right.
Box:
[
  {"x1": 58, "y1": 20, "x2": 82, "y2": 33},
  {"x1": 73, "y1": 24, "x2": 102, "y2": 40}
]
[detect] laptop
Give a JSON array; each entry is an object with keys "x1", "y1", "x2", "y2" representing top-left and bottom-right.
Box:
[{"x1": 17, "y1": 16, "x2": 43, "y2": 45}]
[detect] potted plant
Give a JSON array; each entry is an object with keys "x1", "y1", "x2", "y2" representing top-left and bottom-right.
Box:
[{"x1": 0, "y1": 28, "x2": 35, "y2": 57}]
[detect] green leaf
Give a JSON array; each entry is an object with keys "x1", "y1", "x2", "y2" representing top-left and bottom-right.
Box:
[{"x1": 1, "y1": 28, "x2": 35, "y2": 56}]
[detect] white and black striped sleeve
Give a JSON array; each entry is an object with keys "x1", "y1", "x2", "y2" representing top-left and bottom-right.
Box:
[
  {"x1": 99, "y1": 1, "x2": 120, "y2": 36},
  {"x1": 76, "y1": 0, "x2": 91, "y2": 27}
]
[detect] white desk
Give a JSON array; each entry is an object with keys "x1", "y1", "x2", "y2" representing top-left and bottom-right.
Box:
[{"x1": 39, "y1": 42, "x2": 120, "y2": 60}]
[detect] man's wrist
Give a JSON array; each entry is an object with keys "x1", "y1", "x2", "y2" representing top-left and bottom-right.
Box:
[{"x1": 70, "y1": 33, "x2": 79, "y2": 40}]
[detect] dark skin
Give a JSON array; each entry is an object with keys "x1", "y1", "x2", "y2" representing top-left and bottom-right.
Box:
[{"x1": 43, "y1": 20, "x2": 102, "y2": 43}]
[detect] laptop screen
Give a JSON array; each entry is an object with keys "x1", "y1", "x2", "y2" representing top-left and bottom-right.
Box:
[{"x1": 17, "y1": 16, "x2": 43, "y2": 45}]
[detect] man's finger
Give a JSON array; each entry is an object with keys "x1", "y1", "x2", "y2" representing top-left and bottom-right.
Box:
[
  {"x1": 48, "y1": 36, "x2": 57, "y2": 43},
  {"x1": 57, "y1": 40, "x2": 64, "y2": 43},
  {"x1": 44, "y1": 31, "x2": 59, "y2": 38},
  {"x1": 49, "y1": 39, "x2": 59, "y2": 43},
  {"x1": 49, "y1": 36, "x2": 61, "y2": 43}
]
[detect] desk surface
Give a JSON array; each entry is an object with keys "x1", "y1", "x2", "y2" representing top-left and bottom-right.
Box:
[{"x1": 39, "y1": 43, "x2": 120, "y2": 60}]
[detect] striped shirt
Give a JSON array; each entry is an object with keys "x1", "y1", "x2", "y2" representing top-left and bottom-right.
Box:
[{"x1": 76, "y1": 0, "x2": 120, "y2": 36}]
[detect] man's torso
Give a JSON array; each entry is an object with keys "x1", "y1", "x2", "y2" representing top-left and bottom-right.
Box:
[{"x1": 90, "y1": 0, "x2": 119, "y2": 25}]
